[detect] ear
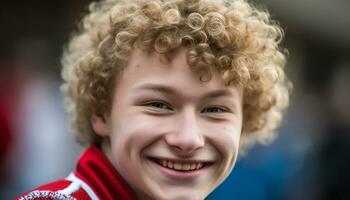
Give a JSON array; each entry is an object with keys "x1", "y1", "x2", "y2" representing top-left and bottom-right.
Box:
[{"x1": 91, "y1": 113, "x2": 110, "y2": 136}]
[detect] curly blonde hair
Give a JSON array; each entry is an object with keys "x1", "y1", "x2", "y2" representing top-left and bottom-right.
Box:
[{"x1": 61, "y1": 0, "x2": 291, "y2": 150}]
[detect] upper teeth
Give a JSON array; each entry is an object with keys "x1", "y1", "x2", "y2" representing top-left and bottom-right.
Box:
[{"x1": 158, "y1": 160, "x2": 204, "y2": 171}]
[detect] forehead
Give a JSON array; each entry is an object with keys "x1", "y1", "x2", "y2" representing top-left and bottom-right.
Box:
[{"x1": 115, "y1": 48, "x2": 241, "y2": 98}]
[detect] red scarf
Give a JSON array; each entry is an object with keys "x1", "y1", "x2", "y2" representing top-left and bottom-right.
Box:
[{"x1": 74, "y1": 145, "x2": 137, "y2": 200}]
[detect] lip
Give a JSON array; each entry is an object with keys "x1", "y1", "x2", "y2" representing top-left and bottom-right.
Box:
[{"x1": 147, "y1": 157, "x2": 213, "y2": 180}]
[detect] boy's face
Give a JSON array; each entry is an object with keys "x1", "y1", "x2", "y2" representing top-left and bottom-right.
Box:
[{"x1": 92, "y1": 49, "x2": 243, "y2": 200}]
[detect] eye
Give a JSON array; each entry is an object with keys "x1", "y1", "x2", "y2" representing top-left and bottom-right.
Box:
[
  {"x1": 145, "y1": 101, "x2": 173, "y2": 110},
  {"x1": 202, "y1": 106, "x2": 228, "y2": 113}
]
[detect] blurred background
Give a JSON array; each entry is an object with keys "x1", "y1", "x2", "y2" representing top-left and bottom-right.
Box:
[{"x1": 0, "y1": 0, "x2": 349, "y2": 199}]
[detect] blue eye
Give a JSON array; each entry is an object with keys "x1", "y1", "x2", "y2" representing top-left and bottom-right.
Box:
[
  {"x1": 202, "y1": 107, "x2": 227, "y2": 113},
  {"x1": 146, "y1": 101, "x2": 173, "y2": 110}
]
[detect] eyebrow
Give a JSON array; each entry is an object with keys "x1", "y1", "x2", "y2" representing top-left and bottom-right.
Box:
[{"x1": 134, "y1": 83, "x2": 236, "y2": 99}]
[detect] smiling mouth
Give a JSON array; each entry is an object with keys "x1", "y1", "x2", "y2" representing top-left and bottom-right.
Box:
[{"x1": 149, "y1": 157, "x2": 212, "y2": 172}]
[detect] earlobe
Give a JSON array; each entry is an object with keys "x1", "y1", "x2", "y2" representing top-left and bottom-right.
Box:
[{"x1": 91, "y1": 114, "x2": 110, "y2": 136}]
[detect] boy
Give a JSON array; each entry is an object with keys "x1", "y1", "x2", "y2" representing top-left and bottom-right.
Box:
[{"x1": 17, "y1": 0, "x2": 290, "y2": 199}]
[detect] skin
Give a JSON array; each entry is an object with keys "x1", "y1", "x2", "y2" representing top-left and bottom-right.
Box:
[{"x1": 91, "y1": 48, "x2": 243, "y2": 200}]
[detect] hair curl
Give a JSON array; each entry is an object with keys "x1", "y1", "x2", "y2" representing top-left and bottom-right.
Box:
[{"x1": 61, "y1": 0, "x2": 291, "y2": 150}]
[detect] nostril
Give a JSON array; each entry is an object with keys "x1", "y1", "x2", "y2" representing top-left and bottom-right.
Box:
[{"x1": 164, "y1": 131, "x2": 204, "y2": 154}]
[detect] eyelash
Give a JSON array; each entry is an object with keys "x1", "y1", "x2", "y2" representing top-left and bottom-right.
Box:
[
  {"x1": 145, "y1": 101, "x2": 173, "y2": 110},
  {"x1": 145, "y1": 101, "x2": 229, "y2": 113},
  {"x1": 201, "y1": 106, "x2": 229, "y2": 113}
]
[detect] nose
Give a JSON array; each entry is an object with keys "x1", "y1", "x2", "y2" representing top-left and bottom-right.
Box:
[{"x1": 164, "y1": 109, "x2": 205, "y2": 154}]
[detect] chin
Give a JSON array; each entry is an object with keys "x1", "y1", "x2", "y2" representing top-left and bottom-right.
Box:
[
  {"x1": 151, "y1": 192, "x2": 205, "y2": 200},
  {"x1": 145, "y1": 185, "x2": 209, "y2": 200}
]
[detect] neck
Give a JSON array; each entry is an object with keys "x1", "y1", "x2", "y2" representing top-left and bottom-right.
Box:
[{"x1": 100, "y1": 138, "x2": 113, "y2": 163}]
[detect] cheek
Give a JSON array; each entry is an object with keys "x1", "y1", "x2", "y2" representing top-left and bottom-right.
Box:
[
  {"x1": 110, "y1": 113, "x2": 170, "y2": 157},
  {"x1": 206, "y1": 123, "x2": 241, "y2": 159},
  {"x1": 214, "y1": 125, "x2": 241, "y2": 178}
]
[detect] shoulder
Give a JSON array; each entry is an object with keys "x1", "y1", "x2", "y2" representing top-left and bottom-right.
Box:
[{"x1": 16, "y1": 173, "x2": 98, "y2": 200}]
